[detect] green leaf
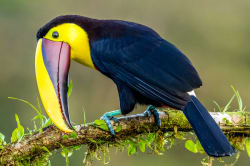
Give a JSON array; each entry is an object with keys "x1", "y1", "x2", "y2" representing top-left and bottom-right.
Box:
[
  {"x1": 16, "y1": 115, "x2": 24, "y2": 139},
  {"x1": 231, "y1": 85, "x2": 246, "y2": 112},
  {"x1": 115, "y1": 125, "x2": 122, "y2": 133},
  {"x1": 213, "y1": 93, "x2": 235, "y2": 113},
  {"x1": 32, "y1": 114, "x2": 42, "y2": 121},
  {"x1": 185, "y1": 140, "x2": 197, "y2": 153},
  {"x1": 61, "y1": 147, "x2": 73, "y2": 158},
  {"x1": 17, "y1": 127, "x2": 24, "y2": 141},
  {"x1": 68, "y1": 80, "x2": 73, "y2": 97},
  {"x1": 246, "y1": 138, "x2": 250, "y2": 157},
  {"x1": 11, "y1": 129, "x2": 18, "y2": 143},
  {"x1": 61, "y1": 151, "x2": 66, "y2": 158},
  {"x1": 8, "y1": 97, "x2": 48, "y2": 133},
  {"x1": 0, "y1": 132, "x2": 5, "y2": 145},
  {"x1": 138, "y1": 141, "x2": 146, "y2": 152},
  {"x1": 196, "y1": 140, "x2": 204, "y2": 153},
  {"x1": 11, "y1": 114, "x2": 24, "y2": 143},
  {"x1": 63, "y1": 135, "x2": 69, "y2": 140},
  {"x1": 61, "y1": 148, "x2": 67, "y2": 157},
  {"x1": 47, "y1": 160, "x2": 51, "y2": 166},
  {"x1": 222, "y1": 94, "x2": 235, "y2": 113},
  {"x1": 61, "y1": 147, "x2": 72, "y2": 166},
  {"x1": 11, "y1": 127, "x2": 24, "y2": 143},
  {"x1": 222, "y1": 118, "x2": 232, "y2": 125},
  {"x1": 71, "y1": 145, "x2": 81, "y2": 151},
  {"x1": 70, "y1": 132, "x2": 77, "y2": 139},
  {"x1": 213, "y1": 101, "x2": 222, "y2": 112},
  {"x1": 67, "y1": 150, "x2": 73, "y2": 158},
  {"x1": 98, "y1": 124, "x2": 109, "y2": 131},
  {"x1": 42, "y1": 146, "x2": 52, "y2": 155},
  {"x1": 88, "y1": 138, "x2": 97, "y2": 143},
  {"x1": 94, "y1": 120, "x2": 106, "y2": 125},
  {"x1": 15, "y1": 114, "x2": 20, "y2": 127},
  {"x1": 94, "y1": 120, "x2": 109, "y2": 131},
  {"x1": 127, "y1": 141, "x2": 137, "y2": 155},
  {"x1": 8, "y1": 97, "x2": 40, "y2": 115},
  {"x1": 43, "y1": 118, "x2": 52, "y2": 128},
  {"x1": 145, "y1": 133, "x2": 155, "y2": 146}
]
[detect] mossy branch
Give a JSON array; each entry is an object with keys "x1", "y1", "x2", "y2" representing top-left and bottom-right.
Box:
[{"x1": 0, "y1": 109, "x2": 250, "y2": 165}]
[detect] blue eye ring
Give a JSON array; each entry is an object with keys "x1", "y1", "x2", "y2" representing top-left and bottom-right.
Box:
[{"x1": 52, "y1": 31, "x2": 59, "y2": 38}]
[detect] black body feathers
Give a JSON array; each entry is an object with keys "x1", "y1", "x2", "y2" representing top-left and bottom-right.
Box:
[{"x1": 37, "y1": 15, "x2": 235, "y2": 156}]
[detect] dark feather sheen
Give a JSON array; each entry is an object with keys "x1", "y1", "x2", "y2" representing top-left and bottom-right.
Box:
[
  {"x1": 89, "y1": 24, "x2": 202, "y2": 110},
  {"x1": 37, "y1": 16, "x2": 236, "y2": 156},
  {"x1": 37, "y1": 15, "x2": 202, "y2": 111}
]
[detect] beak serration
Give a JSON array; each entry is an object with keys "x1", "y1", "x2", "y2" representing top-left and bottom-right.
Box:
[{"x1": 35, "y1": 38, "x2": 73, "y2": 132}]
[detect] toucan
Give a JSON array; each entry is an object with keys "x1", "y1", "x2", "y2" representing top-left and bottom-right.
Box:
[{"x1": 35, "y1": 15, "x2": 236, "y2": 157}]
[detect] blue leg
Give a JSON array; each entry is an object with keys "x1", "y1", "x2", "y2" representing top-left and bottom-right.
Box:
[
  {"x1": 100, "y1": 110, "x2": 122, "y2": 135},
  {"x1": 144, "y1": 105, "x2": 161, "y2": 127}
]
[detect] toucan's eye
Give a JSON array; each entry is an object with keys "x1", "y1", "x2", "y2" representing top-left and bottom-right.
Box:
[{"x1": 52, "y1": 31, "x2": 59, "y2": 38}]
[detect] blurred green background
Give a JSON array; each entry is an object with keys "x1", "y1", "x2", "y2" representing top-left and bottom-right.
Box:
[{"x1": 0, "y1": 0, "x2": 249, "y2": 165}]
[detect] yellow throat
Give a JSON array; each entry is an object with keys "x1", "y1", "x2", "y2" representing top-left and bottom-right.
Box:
[{"x1": 44, "y1": 23, "x2": 95, "y2": 69}]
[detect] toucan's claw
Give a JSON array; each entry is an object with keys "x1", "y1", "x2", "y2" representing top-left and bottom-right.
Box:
[
  {"x1": 101, "y1": 114, "x2": 115, "y2": 135},
  {"x1": 111, "y1": 117, "x2": 120, "y2": 125},
  {"x1": 144, "y1": 105, "x2": 161, "y2": 127},
  {"x1": 100, "y1": 110, "x2": 122, "y2": 136}
]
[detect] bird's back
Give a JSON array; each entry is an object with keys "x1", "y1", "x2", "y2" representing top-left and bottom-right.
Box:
[{"x1": 90, "y1": 20, "x2": 202, "y2": 109}]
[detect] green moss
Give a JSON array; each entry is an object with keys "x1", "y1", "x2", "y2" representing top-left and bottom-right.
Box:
[
  {"x1": 8, "y1": 152, "x2": 51, "y2": 166},
  {"x1": 161, "y1": 109, "x2": 191, "y2": 130},
  {"x1": 1, "y1": 98, "x2": 249, "y2": 165}
]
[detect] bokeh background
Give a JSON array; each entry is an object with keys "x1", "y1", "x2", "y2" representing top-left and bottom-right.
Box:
[{"x1": 0, "y1": 0, "x2": 249, "y2": 165}]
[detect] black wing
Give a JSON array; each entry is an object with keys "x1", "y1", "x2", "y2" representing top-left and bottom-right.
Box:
[{"x1": 91, "y1": 23, "x2": 202, "y2": 109}]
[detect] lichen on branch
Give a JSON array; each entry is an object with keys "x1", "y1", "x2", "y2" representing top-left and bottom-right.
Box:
[{"x1": 0, "y1": 109, "x2": 250, "y2": 165}]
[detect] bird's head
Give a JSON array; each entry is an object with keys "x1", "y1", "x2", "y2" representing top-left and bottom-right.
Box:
[{"x1": 35, "y1": 15, "x2": 96, "y2": 132}]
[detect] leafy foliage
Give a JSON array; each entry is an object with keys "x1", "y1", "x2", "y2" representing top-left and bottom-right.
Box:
[
  {"x1": 1, "y1": 87, "x2": 248, "y2": 166},
  {"x1": 11, "y1": 114, "x2": 24, "y2": 143},
  {"x1": 120, "y1": 131, "x2": 177, "y2": 157},
  {"x1": 246, "y1": 138, "x2": 250, "y2": 157},
  {"x1": 213, "y1": 86, "x2": 247, "y2": 114},
  {"x1": 0, "y1": 132, "x2": 6, "y2": 149},
  {"x1": 126, "y1": 139, "x2": 137, "y2": 155},
  {"x1": 8, "y1": 97, "x2": 52, "y2": 134},
  {"x1": 61, "y1": 147, "x2": 73, "y2": 166},
  {"x1": 94, "y1": 120, "x2": 109, "y2": 131},
  {"x1": 115, "y1": 125, "x2": 122, "y2": 133},
  {"x1": 213, "y1": 95, "x2": 235, "y2": 113},
  {"x1": 185, "y1": 139, "x2": 204, "y2": 154},
  {"x1": 60, "y1": 144, "x2": 82, "y2": 166},
  {"x1": 231, "y1": 86, "x2": 246, "y2": 113}
]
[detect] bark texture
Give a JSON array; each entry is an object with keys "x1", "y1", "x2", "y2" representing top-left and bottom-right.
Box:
[{"x1": 0, "y1": 109, "x2": 249, "y2": 165}]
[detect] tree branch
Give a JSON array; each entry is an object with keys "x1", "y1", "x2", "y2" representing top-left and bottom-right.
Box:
[{"x1": 0, "y1": 109, "x2": 250, "y2": 165}]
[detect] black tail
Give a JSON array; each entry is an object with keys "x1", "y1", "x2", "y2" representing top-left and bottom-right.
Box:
[{"x1": 182, "y1": 96, "x2": 236, "y2": 157}]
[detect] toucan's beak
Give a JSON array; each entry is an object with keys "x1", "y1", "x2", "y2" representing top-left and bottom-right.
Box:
[{"x1": 35, "y1": 38, "x2": 73, "y2": 132}]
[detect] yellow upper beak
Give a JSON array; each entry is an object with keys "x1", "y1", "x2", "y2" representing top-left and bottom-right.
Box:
[{"x1": 35, "y1": 39, "x2": 73, "y2": 133}]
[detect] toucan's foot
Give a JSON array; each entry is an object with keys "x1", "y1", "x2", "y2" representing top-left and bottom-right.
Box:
[
  {"x1": 100, "y1": 110, "x2": 122, "y2": 135},
  {"x1": 144, "y1": 105, "x2": 161, "y2": 127}
]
